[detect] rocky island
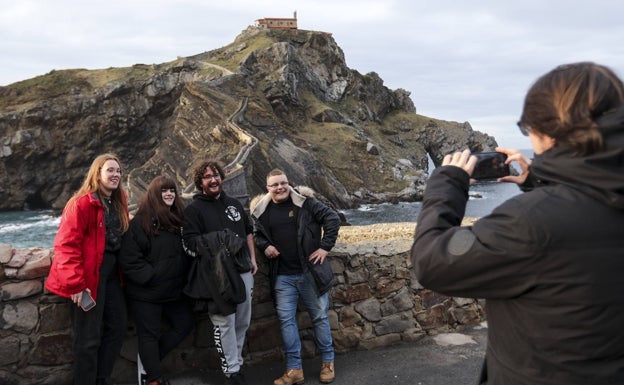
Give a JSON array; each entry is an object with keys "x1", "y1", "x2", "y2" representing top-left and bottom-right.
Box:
[{"x1": 0, "y1": 24, "x2": 497, "y2": 212}]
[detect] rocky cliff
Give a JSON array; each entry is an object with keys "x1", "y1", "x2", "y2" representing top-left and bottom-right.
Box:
[{"x1": 0, "y1": 26, "x2": 497, "y2": 211}]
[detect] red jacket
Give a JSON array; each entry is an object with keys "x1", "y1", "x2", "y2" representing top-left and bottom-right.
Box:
[{"x1": 46, "y1": 193, "x2": 110, "y2": 301}]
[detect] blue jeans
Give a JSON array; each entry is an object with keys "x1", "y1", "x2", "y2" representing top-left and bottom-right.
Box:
[{"x1": 275, "y1": 273, "x2": 334, "y2": 369}]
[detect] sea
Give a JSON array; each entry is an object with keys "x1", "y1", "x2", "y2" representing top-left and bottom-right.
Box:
[
  {"x1": 341, "y1": 149, "x2": 530, "y2": 225},
  {"x1": 342, "y1": 180, "x2": 521, "y2": 225},
  {"x1": 0, "y1": 209, "x2": 61, "y2": 249},
  {"x1": 0, "y1": 181, "x2": 523, "y2": 250},
  {"x1": 0, "y1": 151, "x2": 530, "y2": 249}
]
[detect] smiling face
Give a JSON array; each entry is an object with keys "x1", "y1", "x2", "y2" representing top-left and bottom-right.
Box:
[
  {"x1": 99, "y1": 159, "x2": 121, "y2": 196},
  {"x1": 201, "y1": 166, "x2": 223, "y2": 198},
  {"x1": 161, "y1": 187, "x2": 176, "y2": 207},
  {"x1": 267, "y1": 174, "x2": 290, "y2": 203}
]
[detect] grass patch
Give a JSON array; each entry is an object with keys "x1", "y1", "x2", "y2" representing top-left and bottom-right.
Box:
[{"x1": 210, "y1": 34, "x2": 276, "y2": 72}]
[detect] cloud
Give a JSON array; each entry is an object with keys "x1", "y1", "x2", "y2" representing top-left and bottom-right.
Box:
[{"x1": 1, "y1": 0, "x2": 623, "y2": 148}]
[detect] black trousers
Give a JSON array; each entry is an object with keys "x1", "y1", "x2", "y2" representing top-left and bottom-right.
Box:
[
  {"x1": 131, "y1": 298, "x2": 195, "y2": 381},
  {"x1": 478, "y1": 357, "x2": 488, "y2": 384},
  {"x1": 71, "y1": 255, "x2": 127, "y2": 385}
]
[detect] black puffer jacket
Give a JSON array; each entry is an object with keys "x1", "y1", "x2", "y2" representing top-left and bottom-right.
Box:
[
  {"x1": 411, "y1": 106, "x2": 624, "y2": 384},
  {"x1": 183, "y1": 229, "x2": 249, "y2": 316},
  {"x1": 120, "y1": 215, "x2": 190, "y2": 303},
  {"x1": 251, "y1": 186, "x2": 340, "y2": 296}
]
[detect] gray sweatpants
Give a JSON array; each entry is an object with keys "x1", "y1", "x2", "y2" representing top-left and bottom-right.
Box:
[{"x1": 210, "y1": 271, "x2": 254, "y2": 375}]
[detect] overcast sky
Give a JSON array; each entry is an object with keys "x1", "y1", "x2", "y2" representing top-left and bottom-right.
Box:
[{"x1": 2, "y1": 1, "x2": 623, "y2": 149}]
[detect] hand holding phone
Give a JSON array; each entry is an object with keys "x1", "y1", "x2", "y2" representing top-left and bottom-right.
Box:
[
  {"x1": 472, "y1": 152, "x2": 510, "y2": 180},
  {"x1": 79, "y1": 289, "x2": 96, "y2": 311}
]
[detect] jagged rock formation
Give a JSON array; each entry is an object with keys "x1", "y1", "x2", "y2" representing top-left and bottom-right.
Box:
[{"x1": 0, "y1": 26, "x2": 497, "y2": 211}]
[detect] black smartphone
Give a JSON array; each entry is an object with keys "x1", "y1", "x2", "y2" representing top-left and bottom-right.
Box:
[
  {"x1": 80, "y1": 290, "x2": 96, "y2": 311},
  {"x1": 472, "y1": 152, "x2": 510, "y2": 180}
]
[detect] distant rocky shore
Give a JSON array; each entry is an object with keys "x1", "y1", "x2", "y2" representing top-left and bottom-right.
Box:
[{"x1": 338, "y1": 219, "x2": 478, "y2": 243}]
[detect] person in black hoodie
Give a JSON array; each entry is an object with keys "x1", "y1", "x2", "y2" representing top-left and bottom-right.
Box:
[
  {"x1": 411, "y1": 62, "x2": 624, "y2": 384},
  {"x1": 182, "y1": 160, "x2": 257, "y2": 385},
  {"x1": 120, "y1": 176, "x2": 194, "y2": 385}
]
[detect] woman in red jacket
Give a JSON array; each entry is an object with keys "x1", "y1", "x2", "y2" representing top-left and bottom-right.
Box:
[{"x1": 46, "y1": 153, "x2": 130, "y2": 385}]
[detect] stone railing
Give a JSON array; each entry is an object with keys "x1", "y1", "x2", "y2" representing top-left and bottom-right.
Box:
[{"x1": 0, "y1": 223, "x2": 485, "y2": 385}]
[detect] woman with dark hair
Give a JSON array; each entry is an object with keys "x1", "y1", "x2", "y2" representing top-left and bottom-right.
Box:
[
  {"x1": 120, "y1": 176, "x2": 194, "y2": 385},
  {"x1": 46, "y1": 153, "x2": 129, "y2": 385},
  {"x1": 411, "y1": 62, "x2": 624, "y2": 384}
]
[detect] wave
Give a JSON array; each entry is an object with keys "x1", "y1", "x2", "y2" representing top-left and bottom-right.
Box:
[
  {"x1": 0, "y1": 216, "x2": 60, "y2": 234},
  {"x1": 0, "y1": 210, "x2": 60, "y2": 248}
]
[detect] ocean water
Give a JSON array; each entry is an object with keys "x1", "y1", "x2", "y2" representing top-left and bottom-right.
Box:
[
  {"x1": 0, "y1": 181, "x2": 521, "y2": 249},
  {"x1": 342, "y1": 149, "x2": 531, "y2": 225},
  {"x1": 0, "y1": 210, "x2": 60, "y2": 248},
  {"x1": 341, "y1": 180, "x2": 521, "y2": 225},
  {"x1": 1, "y1": 151, "x2": 530, "y2": 249}
]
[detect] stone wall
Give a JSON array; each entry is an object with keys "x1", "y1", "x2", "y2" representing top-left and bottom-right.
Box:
[{"x1": 0, "y1": 223, "x2": 485, "y2": 385}]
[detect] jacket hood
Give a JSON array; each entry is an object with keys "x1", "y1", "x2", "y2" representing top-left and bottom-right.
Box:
[
  {"x1": 192, "y1": 191, "x2": 226, "y2": 202},
  {"x1": 530, "y1": 104, "x2": 624, "y2": 209},
  {"x1": 250, "y1": 185, "x2": 316, "y2": 218}
]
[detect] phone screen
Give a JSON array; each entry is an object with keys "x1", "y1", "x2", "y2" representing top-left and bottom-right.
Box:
[
  {"x1": 472, "y1": 152, "x2": 510, "y2": 180},
  {"x1": 80, "y1": 290, "x2": 96, "y2": 311}
]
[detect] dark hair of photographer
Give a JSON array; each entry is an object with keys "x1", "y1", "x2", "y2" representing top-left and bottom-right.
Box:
[{"x1": 518, "y1": 62, "x2": 624, "y2": 156}]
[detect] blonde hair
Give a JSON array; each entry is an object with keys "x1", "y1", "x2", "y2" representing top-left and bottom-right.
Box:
[{"x1": 67, "y1": 153, "x2": 129, "y2": 232}]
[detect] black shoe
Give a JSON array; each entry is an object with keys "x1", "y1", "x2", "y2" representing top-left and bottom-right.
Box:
[{"x1": 227, "y1": 371, "x2": 248, "y2": 385}]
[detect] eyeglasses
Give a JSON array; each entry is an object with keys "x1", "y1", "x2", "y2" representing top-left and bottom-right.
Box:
[
  {"x1": 202, "y1": 174, "x2": 221, "y2": 180},
  {"x1": 161, "y1": 188, "x2": 176, "y2": 194},
  {"x1": 517, "y1": 121, "x2": 531, "y2": 136},
  {"x1": 267, "y1": 181, "x2": 289, "y2": 189}
]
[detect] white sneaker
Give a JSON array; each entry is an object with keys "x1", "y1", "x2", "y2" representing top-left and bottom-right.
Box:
[{"x1": 137, "y1": 353, "x2": 147, "y2": 385}]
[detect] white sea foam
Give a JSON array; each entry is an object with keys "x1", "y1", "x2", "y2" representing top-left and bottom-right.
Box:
[
  {"x1": 0, "y1": 211, "x2": 60, "y2": 248},
  {"x1": 0, "y1": 218, "x2": 58, "y2": 233}
]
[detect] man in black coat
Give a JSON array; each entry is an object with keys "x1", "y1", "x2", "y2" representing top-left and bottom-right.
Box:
[{"x1": 251, "y1": 169, "x2": 340, "y2": 385}]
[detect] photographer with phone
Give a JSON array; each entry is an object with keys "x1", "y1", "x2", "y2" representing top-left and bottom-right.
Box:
[
  {"x1": 46, "y1": 154, "x2": 129, "y2": 385},
  {"x1": 411, "y1": 62, "x2": 624, "y2": 384}
]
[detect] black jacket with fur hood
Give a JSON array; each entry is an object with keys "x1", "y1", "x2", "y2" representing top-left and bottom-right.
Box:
[{"x1": 251, "y1": 186, "x2": 340, "y2": 297}]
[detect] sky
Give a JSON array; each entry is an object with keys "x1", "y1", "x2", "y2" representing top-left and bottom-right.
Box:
[{"x1": 1, "y1": 1, "x2": 623, "y2": 149}]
